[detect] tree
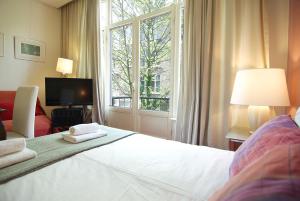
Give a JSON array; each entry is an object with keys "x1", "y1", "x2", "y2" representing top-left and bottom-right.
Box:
[{"x1": 111, "y1": 0, "x2": 171, "y2": 111}]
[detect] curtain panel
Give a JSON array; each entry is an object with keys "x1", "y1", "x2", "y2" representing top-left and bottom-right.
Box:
[
  {"x1": 175, "y1": 0, "x2": 289, "y2": 148},
  {"x1": 174, "y1": 0, "x2": 215, "y2": 145},
  {"x1": 61, "y1": 0, "x2": 105, "y2": 124}
]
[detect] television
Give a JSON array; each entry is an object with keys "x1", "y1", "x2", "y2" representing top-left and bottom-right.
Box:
[{"x1": 45, "y1": 78, "x2": 93, "y2": 106}]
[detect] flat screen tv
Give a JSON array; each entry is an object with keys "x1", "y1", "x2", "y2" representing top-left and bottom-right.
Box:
[{"x1": 45, "y1": 78, "x2": 93, "y2": 106}]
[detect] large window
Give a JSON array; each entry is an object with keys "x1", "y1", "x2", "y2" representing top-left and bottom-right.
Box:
[
  {"x1": 110, "y1": 25, "x2": 133, "y2": 108},
  {"x1": 102, "y1": 0, "x2": 183, "y2": 112},
  {"x1": 139, "y1": 13, "x2": 171, "y2": 111},
  {"x1": 111, "y1": 0, "x2": 174, "y2": 23}
]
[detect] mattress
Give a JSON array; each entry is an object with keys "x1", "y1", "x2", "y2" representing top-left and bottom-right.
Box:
[{"x1": 0, "y1": 134, "x2": 234, "y2": 201}]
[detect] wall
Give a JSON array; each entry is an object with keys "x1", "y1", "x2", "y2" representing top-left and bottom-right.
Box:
[
  {"x1": 0, "y1": 0, "x2": 61, "y2": 115},
  {"x1": 287, "y1": 0, "x2": 300, "y2": 115}
]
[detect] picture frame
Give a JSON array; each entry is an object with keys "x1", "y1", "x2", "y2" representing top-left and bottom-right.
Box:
[
  {"x1": 14, "y1": 36, "x2": 46, "y2": 62},
  {"x1": 0, "y1": 33, "x2": 4, "y2": 57}
]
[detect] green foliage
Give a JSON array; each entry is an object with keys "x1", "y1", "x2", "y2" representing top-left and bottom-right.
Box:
[
  {"x1": 111, "y1": 25, "x2": 133, "y2": 96},
  {"x1": 111, "y1": 0, "x2": 171, "y2": 111}
]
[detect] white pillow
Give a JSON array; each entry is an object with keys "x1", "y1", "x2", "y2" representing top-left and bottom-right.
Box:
[{"x1": 294, "y1": 108, "x2": 300, "y2": 127}]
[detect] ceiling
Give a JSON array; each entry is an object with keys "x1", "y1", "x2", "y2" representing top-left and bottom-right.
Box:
[{"x1": 38, "y1": 0, "x2": 73, "y2": 8}]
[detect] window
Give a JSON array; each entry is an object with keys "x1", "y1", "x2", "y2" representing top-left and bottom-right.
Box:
[
  {"x1": 154, "y1": 74, "x2": 161, "y2": 93},
  {"x1": 111, "y1": 0, "x2": 174, "y2": 23},
  {"x1": 111, "y1": 0, "x2": 134, "y2": 23},
  {"x1": 139, "y1": 13, "x2": 171, "y2": 111},
  {"x1": 102, "y1": 0, "x2": 183, "y2": 112},
  {"x1": 110, "y1": 25, "x2": 133, "y2": 108},
  {"x1": 140, "y1": 74, "x2": 161, "y2": 94}
]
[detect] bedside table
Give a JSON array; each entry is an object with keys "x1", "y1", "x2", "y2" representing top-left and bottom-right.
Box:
[{"x1": 226, "y1": 127, "x2": 250, "y2": 151}]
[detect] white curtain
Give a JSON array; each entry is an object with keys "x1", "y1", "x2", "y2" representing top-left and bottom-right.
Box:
[
  {"x1": 174, "y1": 0, "x2": 215, "y2": 145},
  {"x1": 175, "y1": 0, "x2": 289, "y2": 148},
  {"x1": 61, "y1": 0, "x2": 105, "y2": 124}
]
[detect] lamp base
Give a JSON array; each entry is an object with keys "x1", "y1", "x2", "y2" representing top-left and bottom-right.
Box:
[
  {"x1": 248, "y1": 106, "x2": 272, "y2": 133},
  {"x1": 61, "y1": 73, "x2": 68, "y2": 78}
]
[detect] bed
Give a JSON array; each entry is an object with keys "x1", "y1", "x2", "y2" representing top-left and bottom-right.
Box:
[
  {"x1": 0, "y1": 127, "x2": 234, "y2": 201},
  {"x1": 2, "y1": 109, "x2": 300, "y2": 201}
]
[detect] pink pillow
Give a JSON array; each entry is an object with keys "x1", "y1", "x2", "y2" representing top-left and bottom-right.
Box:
[
  {"x1": 209, "y1": 144, "x2": 300, "y2": 201},
  {"x1": 230, "y1": 115, "x2": 300, "y2": 177}
]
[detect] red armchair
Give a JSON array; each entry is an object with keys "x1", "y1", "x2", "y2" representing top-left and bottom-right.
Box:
[{"x1": 0, "y1": 91, "x2": 51, "y2": 137}]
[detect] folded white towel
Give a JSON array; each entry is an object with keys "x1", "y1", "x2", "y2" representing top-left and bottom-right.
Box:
[
  {"x1": 0, "y1": 148, "x2": 37, "y2": 169},
  {"x1": 69, "y1": 123, "x2": 101, "y2": 136},
  {"x1": 63, "y1": 130, "x2": 107, "y2": 144},
  {"x1": 0, "y1": 138, "x2": 26, "y2": 157}
]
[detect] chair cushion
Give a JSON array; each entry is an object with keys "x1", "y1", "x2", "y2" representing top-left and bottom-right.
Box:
[
  {"x1": 34, "y1": 115, "x2": 51, "y2": 137},
  {"x1": 209, "y1": 144, "x2": 300, "y2": 201},
  {"x1": 6, "y1": 131, "x2": 24, "y2": 139},
  {"x1": 2, "y1": 119, "x2": 12, "y2": 132},
  {"x1": 35, "y1": 98, "x2": 45, "y2": 116},
  {"x1": 0, "y1": 91, "x2": 46, "y2": 121},
  {"x1": 3, "y1": 115, "x2": 51, "y2": 137},
  {"x1": 229, "y1": 115, "x2": 300, "y2": 177}
]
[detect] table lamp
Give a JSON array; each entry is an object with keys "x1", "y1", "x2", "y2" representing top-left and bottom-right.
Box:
[
  {"x1": 231, "y1": 68, "x2": 290, "y2": 132},
  {"x1": 56, "y1": 58, "x2": 73, "y2": 77}
]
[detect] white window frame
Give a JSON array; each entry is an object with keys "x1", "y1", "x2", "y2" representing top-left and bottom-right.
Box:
[{"x1": 101, "y1": 0, "x2": 183, "y2": 117}]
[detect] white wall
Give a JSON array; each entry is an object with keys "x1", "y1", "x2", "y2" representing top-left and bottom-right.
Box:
[{"x1": 0, "y1": 0, "x2": 61, "y2": 115}]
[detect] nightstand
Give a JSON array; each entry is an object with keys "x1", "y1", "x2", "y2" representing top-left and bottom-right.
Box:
[{"x1": 226, "y1": 127, "x2": 250, "y2": 151}]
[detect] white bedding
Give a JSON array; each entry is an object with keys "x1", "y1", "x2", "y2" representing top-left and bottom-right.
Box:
[{"x1": 0, "y1": 134, "x2": 234, "y2": 201}]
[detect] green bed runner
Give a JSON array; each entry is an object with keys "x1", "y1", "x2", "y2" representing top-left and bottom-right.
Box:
[{"x1": 0, "y1": 126, "x2": 135, "y2": 184}]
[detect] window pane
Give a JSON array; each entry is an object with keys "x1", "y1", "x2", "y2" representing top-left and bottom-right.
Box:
[
  {"x1": 139, "y1": 13, "x2": 171, "y2": 112},
  {"x1": 111, "y1": 0, "x2": 174, "y2": 23},
  {"x1": 111, "y1": 25, "x2": 133, "y2": 108},
  {"x1": 135, "y1": 0, "x2": 174, "y2": 16},
  {"x1": 111, "y1": 0, "x2": 135, "y2": 23}
]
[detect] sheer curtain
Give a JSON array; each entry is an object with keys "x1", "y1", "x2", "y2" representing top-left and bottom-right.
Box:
[
  {"x1": 175, "y1": 0, "x2": 289, "y2": 148},
  {"x1": 61, "y1": 0, "x2": 105, "y2": 124}
]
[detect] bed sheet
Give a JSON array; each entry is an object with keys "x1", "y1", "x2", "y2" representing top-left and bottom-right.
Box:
[{"x1": 0, "y1": 134, "x2": 234, "y2": 201}]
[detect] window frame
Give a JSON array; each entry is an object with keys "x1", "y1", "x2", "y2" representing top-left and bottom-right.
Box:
[{"x1": 101, "y1": 0, "x2": 183, "y2": 116}]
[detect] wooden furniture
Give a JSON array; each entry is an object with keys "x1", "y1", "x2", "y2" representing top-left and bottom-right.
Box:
[
  {"x1": 51, "y1": 108, "x2": 83, "y2": 133},
  {"x1": 0, "y1": 108, "x2": 7, "y2": 140},
  {"x1": 226, "y1": 127, "x2": 250, "y2": 151}
]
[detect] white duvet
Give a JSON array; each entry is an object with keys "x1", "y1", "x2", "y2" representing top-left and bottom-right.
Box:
[{"x1": 0, "y1": 134, "x2": 234, "y2": 201}]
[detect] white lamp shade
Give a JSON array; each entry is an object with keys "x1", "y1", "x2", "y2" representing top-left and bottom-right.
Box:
[
  {"x1": 56, "y1": 58, "x2": 73, "y2": 75},
  {"x1": 231, "y1": 68, "x2": 290, "y2": 106}
]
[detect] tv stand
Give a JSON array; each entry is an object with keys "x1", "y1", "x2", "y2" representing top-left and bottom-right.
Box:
[{"x1": 51, "y1": 108, "x2": 83, "y2": 133}]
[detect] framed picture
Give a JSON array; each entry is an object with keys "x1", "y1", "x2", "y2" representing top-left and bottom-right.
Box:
[
  {"x1": 14, "y1": 36, "x2": 46, "y2": 62},
  {"x1": 0, "y1": 33, "x2": 4, "y2": 57}
]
